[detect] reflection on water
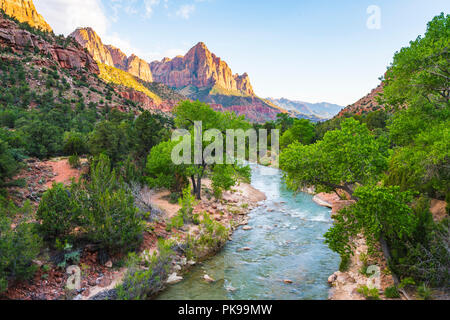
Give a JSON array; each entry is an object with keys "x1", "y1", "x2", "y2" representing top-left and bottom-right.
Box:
[{"x1": 156, "y1": 164, "x2": 339, "y2": 300}]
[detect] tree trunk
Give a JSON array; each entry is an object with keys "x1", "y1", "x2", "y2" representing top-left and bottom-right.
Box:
[
  {"x1": 191, "y1": 176, "x2": 197, "y2": 195},
  {"x1": 196, "y1": 175, "x2": 202, "y2": 200}
]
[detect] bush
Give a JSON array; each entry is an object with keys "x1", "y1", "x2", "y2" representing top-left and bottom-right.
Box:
[
  {"x1": 384, "y1": 286, "x2": 401, "y2": 299},
  {"x1": 68, "y1": 155, "x2": 81, "y2": 169},
  {"x1": 36, "y1": 183, "x2": 80, "y2": 240},
  {"x1": 116, "y1": 239, "x2": 174, "y2": 300},
  {"x1": 357, "y1": 285, "x2": 380, "y2": 300},
  {"x1": 0, "y1": 202, "x2": 42, "y2": 293},
  {"x1": 82, "y1": 155, "x2": 144, "y2": 253},
  {"x1": 177, "y1": 186, "x2": 196, "y2": 223},
  {"x1": 417, "y1": 283, "x2": 433, "y2": 300},
  {"x1": 63, "y1": 131, "x2": 86, "y2": 156}
]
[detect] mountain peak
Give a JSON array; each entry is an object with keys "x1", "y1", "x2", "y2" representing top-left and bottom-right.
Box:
[
  {"x1": 70, "y1": 27, "x2": 152, "y2": 82},
  {"x1": 150, "y1": 42, "x2": 255, "y2": 96},
  {"x1": 0, "y1": 0, "x2": 52, "y2": 32}
]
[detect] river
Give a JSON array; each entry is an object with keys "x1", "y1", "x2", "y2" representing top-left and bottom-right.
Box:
[{"x1": 156, "y1": 164, "x2": 339, "y2": 300}]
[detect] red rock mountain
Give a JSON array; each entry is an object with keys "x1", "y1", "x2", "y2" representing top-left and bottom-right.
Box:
[
  {"x1": 0, "y1": 15, "x2": 98, "y2": 73},
  {"x1": 69, "y1": 27, "x2": 152, "y2": 83},
  {"x1": 0, "y1": 0, "x2": 52, "y2": 32},
  {"x1": 150, "y1": 42, "x2": 254, "y2": 96},
  {"x1": 337, "y1": 83, "x2": 385, "y2": 117}
]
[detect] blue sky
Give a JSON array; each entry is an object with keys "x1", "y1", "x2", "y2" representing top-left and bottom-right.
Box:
[{"x1": 35, "y1": 0, "x2": 449, "y2": 106}]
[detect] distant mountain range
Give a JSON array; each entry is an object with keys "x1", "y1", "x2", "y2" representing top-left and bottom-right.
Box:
[{"x1": 266, "y1": 98, "x2": 344, "y2": 121}]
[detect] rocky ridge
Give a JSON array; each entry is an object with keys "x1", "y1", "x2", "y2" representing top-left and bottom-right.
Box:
[
  {"x1": 69, "y1": 28, "x2": 152, "y2": 82},
  {"x1": 338, "y1": 84, "x2": 384, "y2": 117}
]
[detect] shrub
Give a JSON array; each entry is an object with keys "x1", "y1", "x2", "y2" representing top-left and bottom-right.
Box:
[
  {"x1": 357, "y1": 285, "x2": 380, "y2": 300},
  {"x1": 384, "y1": 286, "x2": 401, "y2": 299},
  {"x1": 417, "y1": 283, "x2": 433, "y2": 300},
  {"x1": 68, "y1": 155, "x2": 81, "y2": 169},
  {"x1": 36, "y1": 183, "x2": 80, "y2": 240},
  {"x1": 0, "y1": 202, "x2": 42, "y2": 293},
  {"x1": 178, "y1": 186, "x2": 197, "y2": 223},
  {"x1": 116, "y1": 239, "x2": 174, "y2": 300},
  {"x1": 82, "y1": 155, "x2": 144, "y2": 253}
]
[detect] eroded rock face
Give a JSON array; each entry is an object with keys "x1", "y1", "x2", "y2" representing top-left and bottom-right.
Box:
[
  {"x1": 69, "y1": 27, "x2": 114, "y2": 67},
  {"x1": 105, "y1": 44, "x2": 127, "y2": 69},
  {"x1": 0, "y1": 0, "x2": 52, "y2": 32},
  {"x1": 126, "y1": 54, "x2": 152, "y2": 82},
  {"x1": 117, "y1": 89, "x2": 176, "y2": 113},
  {"x1": 0, "y1": 17, "x2": 99, "y2": 73},
  {"x1": 150, "y1": 42, "x2": 255, "y2": 96},
  {"x1": 70, "y1": 28, "x2": 153, "y2": 82}
]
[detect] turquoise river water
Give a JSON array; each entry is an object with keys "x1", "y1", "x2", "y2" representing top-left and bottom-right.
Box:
[{"x1": 157, "y1": 164, "x2": 339, "y2": 300}]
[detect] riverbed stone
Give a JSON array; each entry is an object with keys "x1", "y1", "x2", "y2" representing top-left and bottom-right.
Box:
[{"x1": 167, "y1": 273, "x2": 183, "y2": 284}]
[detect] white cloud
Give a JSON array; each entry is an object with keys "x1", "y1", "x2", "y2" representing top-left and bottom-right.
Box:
[
  {"x1": 176, "y1": 4, "x2": 195, "y2": 20},
  {"x1": 34, "y1": 0, "x2": 108, "y2": 36},
  {"x1": 144, "y1": 0, "x2": 161, "y2": 18}
]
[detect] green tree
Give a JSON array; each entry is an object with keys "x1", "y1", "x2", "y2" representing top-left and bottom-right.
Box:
[
  {"x1": 88, "y1": 120, "x2": 131, "y2": 165},
  {"x1": 280, "y1": 118, "x2": 389, "y2": 199},
  {"x1": 173, "y1": 100, "x2": 252, "y2": 199},
  {"x1": 145, "y1": 140, "x2": 188, "y2": 192},
  {"x1": 280, "y1": 118, "x2": 315, "y2": 148}
]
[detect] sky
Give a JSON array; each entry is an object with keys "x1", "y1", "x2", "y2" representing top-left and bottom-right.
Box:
[{"x1": 34, "y1": 0, "x2": 450, "y2": 106}]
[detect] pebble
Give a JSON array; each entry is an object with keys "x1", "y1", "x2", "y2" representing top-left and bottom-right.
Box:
[{"x1": 203, "y1": 275, "x2": 215, "y2": 283}]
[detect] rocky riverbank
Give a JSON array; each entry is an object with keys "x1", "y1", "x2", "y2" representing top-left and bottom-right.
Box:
[
  {"x1": 84, "y1": 180, "x2": 266, "y2": 300},
  {"x1": 312, "y1": 192, "x2": 396, "y2": 300}
]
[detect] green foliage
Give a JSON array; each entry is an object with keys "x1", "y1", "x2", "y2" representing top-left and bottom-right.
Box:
[
  {"x1": 357, "y1": 285, "x2": 380, "y2": 300},
  {"x1": 325, "y1": 186, "x2": 415, "y2": 257},
  {"x1": 81, "y1": 155, "x2": 144, "y2": 253},
  {"x1": 0, "y1": 138, "x2": 22, "y2": 189},
  {"x1": 37, "y1": 155, "x2": 144, "y2": 253},
  {"x1": 133, "y1": 111, "x2": 172, "y2": 159},
  {"x1": 145, "y1": 140, "x2": 188, "y2": 192},
  {"x1": 88, "y1": 120, "x2": 132, "y2": 165},
  {"x1": 417, "y1": 283, "x2": 433, "y2": 300},
  {"x1": 0, "y1": 200, "x2": 42, "y2": 293},
  {"x1": 68, "y1": 155, "x2": 81, "y2": 169},
  {"x1": 281, "y1": 118, "x2": 389, "y2": 196},
  {"x1": 382, "y1": 13, "x2": 450, "y2": 110},
  {"x1": 384, "y1": 286, "x2": 401, "y2": 299},
  {"x1": 211, "y1": 165, "x2": 236, "y2": 199},
  {"x1": 385, "y1": 120, "x2": 449, "y2": 198},
  {"x1": 116, "y1": 239, "x2": 174, "y2": 300},
  {"x1": 178, "y1": 185, "x2": 197, "y2": 223},
  {"x1": 63, "y1": 131, "x2": 86, "y2": 156},
  {"x1": 280, "y1": 118, "x2": 315, "y2": 148},
  {"x1": 37, "y1": 183, "x2": 81, "y2": 240}
]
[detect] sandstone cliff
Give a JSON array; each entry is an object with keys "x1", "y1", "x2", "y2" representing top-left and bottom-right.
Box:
[
  {"x1": 0, "y1": 0, "x2": 52, "y2": 32},
  {"x1": 0, "y1": 16, "x2": 98, "y2": 73},
  {"x1": 69, "y1": 27, "x2": 114, "y2": 67},
  {"x1": 70, "y1": 28, "x2": 152, "y2": 83},
  {"x1": 150, "y1": 42, "x2": 254, "y2": 96}
]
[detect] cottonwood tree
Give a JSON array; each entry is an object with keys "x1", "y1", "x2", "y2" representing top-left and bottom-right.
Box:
[{"x1": 280, "y1": 118, "x2": 389, "y2": 199}]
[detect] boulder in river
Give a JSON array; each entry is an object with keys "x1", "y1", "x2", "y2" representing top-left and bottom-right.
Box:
[
  {"x1": 203, "y1": 275, "x2": 215, "y2": 283},
  {"x1": 167, "y1": 273, "x2": 183, "y2": 284},
  {"x1": 242, "y1": 226, "x2": 253, "y2": 231}
]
